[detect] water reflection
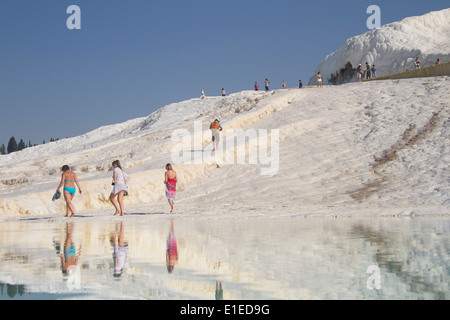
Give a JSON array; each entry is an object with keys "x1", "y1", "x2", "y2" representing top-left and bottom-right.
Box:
[
  {"x1": 166, "y1": 220, "x2": 178, "y2": 273},
  {"x1": 0, "y1": 216, "x2": 448, "y2": 299},
  {"x1": 0, "y1": 282, "x2": 26, "y2": 299},
  {"x1": 351, "y1": 222, "x2": 449, "y2": 300},
  {"x1": 54, "y1": 222, "x2": 82, "y2": 289},
  {"x1": 215, "y1": 280, "x2": 224, "y2": 300},
  {"x1": 110, "y1": 222, "x2": 129, "y2": 278}
]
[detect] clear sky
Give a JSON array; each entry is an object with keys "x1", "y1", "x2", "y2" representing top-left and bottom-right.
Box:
[{"x1": 0, "y1": 0, "x2": 448, "y2": 147}]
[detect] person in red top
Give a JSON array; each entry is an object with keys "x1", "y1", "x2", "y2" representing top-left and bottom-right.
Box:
[{"x1": 164, "y1": 163, "x2": 177, "y2": 213}]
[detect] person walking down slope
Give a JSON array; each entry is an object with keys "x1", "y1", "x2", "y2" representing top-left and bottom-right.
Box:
[
  {"x1": 210, "y1": 119, "x2": 223, "y2": 152},
  {"x1": 56, "y1": 165, "x2": 82, "y2": 218},
  {"x1": 164, "y1": 164, "x2": 177, "y2": 213},
  {"x1": 110, "y1": 160, "x2": 129, "y2": 216},
  {"x1": 265, "y1": 78, "x2": 270, "y2": 91}
]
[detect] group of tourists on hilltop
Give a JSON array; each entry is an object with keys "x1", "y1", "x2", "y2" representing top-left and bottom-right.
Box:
[
  {"x1": 355, "y1": 57, "x2": 444, "y2": 83},
  {"x1": 356, "y1": 63, "x2": 377, "y2": 82},
  {"x1": 254, "y1": 78, "x2": 304, "y2": 91},
  {"x1": 415, "y1": 57, "x2": 443, "y2": 69}
]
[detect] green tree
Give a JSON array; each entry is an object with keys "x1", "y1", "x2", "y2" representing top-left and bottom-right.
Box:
[
  {"x1": 0, "y1": 144, "x2": 5, "y2": 155},
  {"x1": 18, "y1": 139, "x2": 26, "y2": 151},
  {"x1": 7, "y1": 137, "x2": 18, "y2": 154}
]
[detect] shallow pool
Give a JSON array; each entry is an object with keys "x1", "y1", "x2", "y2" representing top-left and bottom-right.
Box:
[{"x1": 0, "y1": 215, "x2": 448, "y2": 299}]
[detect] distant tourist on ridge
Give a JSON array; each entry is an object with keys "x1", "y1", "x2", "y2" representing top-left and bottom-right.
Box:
[
  {"x1": 414, "y1": 57, "x2": 421, "y2": 69},
  {"x1": 356, "y1": 64, "x2": 364, "y2": 83},
  {"x1": 265, "y1": 78, "x2": 270, "y2": 91},
  {"x1": 255, "y1": 82, "x2": 259, "y2": 91},
  {"x1": 365, "y1": 62, "x2": 371, "y2": 80},
  {"x1": 317, "y1": 72, "x2": 323, "y2": 88},
  {"x1": 299, "y1": 80, "x2": 303, "y2": 88}
]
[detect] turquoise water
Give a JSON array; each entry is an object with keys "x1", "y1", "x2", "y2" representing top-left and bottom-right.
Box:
[{"x1": 0, "y1": 215, "x2": 448, "y2": 300}]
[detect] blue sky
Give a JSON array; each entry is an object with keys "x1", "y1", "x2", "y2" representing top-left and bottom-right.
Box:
[{"x1": 0, "y1": 0, "x2": 448, "y2": 147}]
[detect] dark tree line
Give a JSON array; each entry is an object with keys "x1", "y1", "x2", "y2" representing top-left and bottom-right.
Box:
[{"x1": 0, "y1": 137, "x2": 59, "y2": 155}]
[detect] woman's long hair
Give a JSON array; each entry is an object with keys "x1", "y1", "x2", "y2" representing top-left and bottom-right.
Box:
[{"x1": 112, "y1": 160, "x2": 122, "y2": 170}]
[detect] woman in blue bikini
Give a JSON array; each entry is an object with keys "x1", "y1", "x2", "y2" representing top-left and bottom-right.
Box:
[{"x1": 56, "y1": 165, "x2": 82, "y2": 217}]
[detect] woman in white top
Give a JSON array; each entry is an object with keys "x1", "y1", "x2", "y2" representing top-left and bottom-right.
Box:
[{"x1": 109, "y1": 160, "x2": 129, "y2": 216}]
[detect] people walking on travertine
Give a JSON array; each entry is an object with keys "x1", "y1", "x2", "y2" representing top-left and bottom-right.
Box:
[
  {"x1": 164, "y1": 163, "x2": 177, "y2": 213},
  {"x1": 110, "y1": 160, "x2": 129, "y2": 216},
  {"x1": 56, "y1": 165, "x2": 82, "y2": 218},
  {"x1": 210, "y1": 119, "x2": 223, "y2": 152}
]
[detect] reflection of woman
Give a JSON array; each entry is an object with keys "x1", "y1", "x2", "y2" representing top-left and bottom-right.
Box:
[
  {"x1": 57, "y1": 222, "x2": 81, "y2": 275},
  {"x1": 215, "y1": 281, "x2": 223, "y2": 300},
  {"x1": 110, "y1": 222, "x2": 129, "y2": 277},
  {"x1": 56, "y1": 165, "x2": 82, "y2": 217},
  {"x1": 166, "y1": 220, "x2": 178, "y2": 273}
]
